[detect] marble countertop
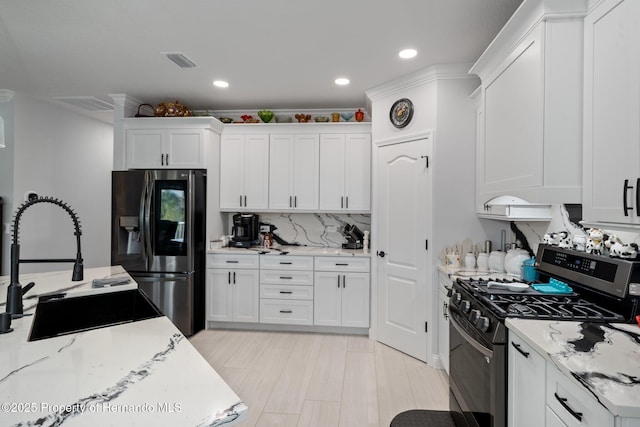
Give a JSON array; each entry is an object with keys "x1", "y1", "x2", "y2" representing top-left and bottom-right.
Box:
[
  {"x1": 437, "y1": 265, "x2": 514, "y2": 281},
  {"x1": 208, "y1": 245, "x2": 371, "y2": 257},
  {"x1": 506, "y1": 318, "x2": 640, "y2": 418},
  {"x1": 0, "y1": 266, "x2": 246, "y2": 426}
]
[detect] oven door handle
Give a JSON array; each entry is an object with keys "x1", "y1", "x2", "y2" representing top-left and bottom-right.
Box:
[{"x1": 450, "y1": 314, "x2": 493, "y2": 358}]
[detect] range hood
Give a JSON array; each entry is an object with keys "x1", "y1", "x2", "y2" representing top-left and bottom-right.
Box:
[{"x1": 478, "y1": 196, "x2": 551, "y2": 221}]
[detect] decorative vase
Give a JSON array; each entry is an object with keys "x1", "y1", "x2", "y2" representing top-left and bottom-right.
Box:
[{"x1": 355, "y1": 109, "x2": 365, "y2": 122}]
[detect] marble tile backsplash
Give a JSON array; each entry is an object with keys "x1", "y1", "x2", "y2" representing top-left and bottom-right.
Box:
[{"x1": 227, "y1": 213, "x2": 371, "y2": 248}]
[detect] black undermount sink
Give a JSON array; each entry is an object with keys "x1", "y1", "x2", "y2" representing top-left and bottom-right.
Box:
[{"x1": 28, "y1": 289, "x2": 162, "y2": 341}]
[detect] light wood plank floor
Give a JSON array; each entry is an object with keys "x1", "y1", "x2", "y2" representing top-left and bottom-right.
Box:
[{"x1": 189, "y1": 330, "x2": 449, "y2": 427}]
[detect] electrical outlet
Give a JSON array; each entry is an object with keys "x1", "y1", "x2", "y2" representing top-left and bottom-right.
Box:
[
  {"x1": 260, "y1": 225, "x2": 270, "y2": 233},
  {"x1": 326, "y1": 225, "x2": 337, "y2": 232}
]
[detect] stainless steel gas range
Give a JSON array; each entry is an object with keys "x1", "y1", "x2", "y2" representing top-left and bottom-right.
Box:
[{"x1": 448, "y1": 244, "x2": 640, "y2": 427}]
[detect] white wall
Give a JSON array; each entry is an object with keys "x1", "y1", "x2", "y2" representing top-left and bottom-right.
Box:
[{"x1": 8, "y1": 94, "x2": 113, "y2": 275}]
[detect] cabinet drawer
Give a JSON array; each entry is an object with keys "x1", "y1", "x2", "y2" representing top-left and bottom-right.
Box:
[
  {"x1": 546, "y1": 364, "x2": 613, "y2": 427},
  {"x1": 260, "y1": 284, "x2": 313, "y2": 300},
  {"x1": 260, "y1": 270, "x2": 314, "y2": 286},
  {"x1": 260, "y1": 255, "x2": 314, "y2": 270},
  {"x1": 207, "y1": 254, "x2": 259, "y2": 269},
  {"x1": 259, "y1": 299, "x2": 313, "y2": 325},
  {"x1": 315, "y1": 256, "x2": 370, "y2": 272}
]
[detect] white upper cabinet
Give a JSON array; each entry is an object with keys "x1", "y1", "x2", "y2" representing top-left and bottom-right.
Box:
[
  {"x1": 319, "y1": 133, "x2": 371, "y2": 212},
  {"x1": 470, "y1": 1, "x2": 586, "y2": 212},
  {"x1": 582, "y1": 0, "x2": 640, "y2": 226},
  {"x1": 125, "y1": 124, "x2": 210, "y2": 169},
  {"x1": 219, "y1": 134, "x2": 269, "y2": 210},
  {"x1": 269, "y1": 134, "x2": 319, "y2": 210}
]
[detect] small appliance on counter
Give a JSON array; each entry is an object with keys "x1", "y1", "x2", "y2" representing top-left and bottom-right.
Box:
[
  {"x1": 231, "y1": 213, "x2": 260, "y2": 248},
  {"x1": 342, "y1": 224, "x2": 364, "y2": 249}
]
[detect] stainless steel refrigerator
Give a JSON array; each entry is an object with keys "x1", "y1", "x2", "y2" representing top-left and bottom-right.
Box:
[{"x1": 111, "y1": 169, "x2": 206, "y2": 336}]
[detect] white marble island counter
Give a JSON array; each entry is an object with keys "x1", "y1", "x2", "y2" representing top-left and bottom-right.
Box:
[
  {"x1": 0, "y1": 266, "x2": 246, "y2": 426},
  {"x1": 507, "y1": 318, "x2": 640, "y2": 418}
]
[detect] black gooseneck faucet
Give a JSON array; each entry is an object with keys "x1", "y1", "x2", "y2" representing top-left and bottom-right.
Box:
[{"x1": 6, "y1": 196, "x2": 83, "y2": 318}]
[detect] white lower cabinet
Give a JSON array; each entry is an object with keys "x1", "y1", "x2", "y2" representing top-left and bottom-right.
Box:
[
  {"x1": 507, "y1": 328, "x2": 638, "y2": 427},
  {"x1": 508, "y1": 331, "x2": 546, "y2": 427},
  {"x1": 259, "y1": 256, "x2": 314, "y2": 325},
  {"x1": 546, "y1": 364, "x2": 613, "y2": 427},
  {"x1": 314, "y1": 257, "x2": 370, "y2": 328},
  {"x1": 206, "y1": 254, "x2": 259, "y2": 323},
  {"x1": 437, "y1": 272, "x2": 452, "y2": 374},
  {"x1": 206, "y1": 253, "x2": 371, "y2": 330}
]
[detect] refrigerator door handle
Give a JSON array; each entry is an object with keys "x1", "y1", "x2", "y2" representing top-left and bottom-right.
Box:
[{"x1": 142, "y1": 171, "x2": 154, "y2": 270}]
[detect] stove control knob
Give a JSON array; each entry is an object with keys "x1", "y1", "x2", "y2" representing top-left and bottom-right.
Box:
[
  {"x1": 451, "y1": 291, "x2": 462, "y2": 305},
  {"x1": 461, "y1": 300, "x2": 471, "y2": 313},
  {"x1": 476, "y1": 316, "x2": 491, "y2": 332},
  {"x1": 470, "y1": 309, "x2": 481, "y2": 323}
]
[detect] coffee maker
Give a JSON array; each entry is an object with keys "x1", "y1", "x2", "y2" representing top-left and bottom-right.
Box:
[{"x1": 231, "y1": 213, "x2": 260, "y2": 248}]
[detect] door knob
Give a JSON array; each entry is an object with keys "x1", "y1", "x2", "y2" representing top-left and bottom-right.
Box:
[{"x1": 377, "y1": 251, "x2": 386, "y2": 258}]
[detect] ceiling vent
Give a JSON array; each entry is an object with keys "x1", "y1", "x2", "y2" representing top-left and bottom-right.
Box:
[
  {"x1": 52, "y1": 96, "x2": 114, "y2": 111},
  {"x1": 163, "y1": 52, "x2": 197, "y2": 69}
]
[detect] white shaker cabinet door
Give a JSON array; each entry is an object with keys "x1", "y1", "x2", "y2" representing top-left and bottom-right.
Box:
[
  {"x1": 126, "y1": 130, "x2": 165, "y2": 169},
  {"x1": 340, "y1": 272, "x2": 370, "y2": 328},
  {"x1": 292, "y1": 134, "x2": 320, "y2": 210},
  {"x1": 243, "y1": 134, "x2": 269, "y2": 210},
  {"x1": 206, "y1": 269, "x2": 234, "y2": 322},
  {"x1": 314, "y1": 271, "x2": 342, "y2": 326},
  {"x1": 344, "y1": 133, "x2": 371, "y2": 212},
  {"x1": 268, "y1": 134, "x2": 319, "y2": 210},
  {"x1": 319, "y1": 134, "x2": 347, "y2": 211},
  {"x1": 232, "y1": 269, "x2": 260, "y2": 323},
  {"x1": 220, "y1": 134, "x2": 269, "y2": 210},
  {"x1": 583, "y1": 0, "x2": 640, "y2": 224},
  {"x1": 165, "y1": 129, "x2": 206, "y2": 168}
]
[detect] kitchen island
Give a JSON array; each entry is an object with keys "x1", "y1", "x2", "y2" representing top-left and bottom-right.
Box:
[
  {"x1": 0, "y1": 266, "x2": 246, "y2": 426},
  {"x1": 507, "y1": 318, "x2": 640, "y2": 419}
]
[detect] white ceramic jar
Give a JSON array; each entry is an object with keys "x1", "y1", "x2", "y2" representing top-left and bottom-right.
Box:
[
  {"x1": 488, "y1": 251, "x2": 506, "y2": 273},
  {"x1": 476, "y1": 253, "x2": 489, "y2": 271}
]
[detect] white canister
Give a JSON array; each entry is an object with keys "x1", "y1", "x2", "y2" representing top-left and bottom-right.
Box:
[
  {"x1": 488, "y1": 251, "x2": 506, "y2": 273},
  {"x1": 464, "y1": 252, "x2": 476, "y2": 269},
  {"x1": 476, "y1": 253, "x2": 489, "y2": 271}
]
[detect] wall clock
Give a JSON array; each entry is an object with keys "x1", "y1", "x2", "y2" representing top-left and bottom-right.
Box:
[{"x1": 389, "y1": 98, "x2": 414, "y2": 128}]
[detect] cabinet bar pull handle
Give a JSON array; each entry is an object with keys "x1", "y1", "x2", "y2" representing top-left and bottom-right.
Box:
[
  {"x1": 343, "y1": 275, "x2": 346, "y2": 288},
  {"x1": 636, "y1": 178, "x2": 640, "y2": 216},
  {"x1": 279, "y1": 276, "x2": 293, "y2": 279},
  {"x1": 161, "y1": 154, "x2": 165, "y2": 166},
  {"x1": 554, "y1": 393, "x2": 583, "y2": 422},
  {"x1": 294, "y1": 195, "x2": 297, "y2": 208},
  {"x1": 337, "y1": 276, "x2": 341, "y2": 288},
  {"x1": 226, "y1": 260, "x2": 239, "y2": 263},
  {"x1": 279, "y1": 310, "x2": 293, "y2": 314},
  {"x1": 623, "y1": 179, "x2": 634, "y2": 216},
  {"x1": 239, "y1": 195, "x2": 243, "y2": 207},
  {"x1": 341, "y1": 196, "x2": 344, "y2": 208},
  {"x1": 279, "y1": 261, "x2": 292, "y2": 265},
  {"x1": 289, "y1": 195, "x2": 292, "y2": 208},
  {"x1": 336, "y1": 263, "x2": 348, "y2": 266},
  {"x1": 233, "y1": 272, "x2": 236, "y2": 284},
  {"x1": 228, "y1": 272, "x2": 231, "y2": 284},
  {"x1": 511, "y1": 342, "x2": 530, "y2": 358},
  {"x1": 346, "y1": 196, "x2": 349, "y2": 209},
  {"x1": 244, "y1": 195, "x2": 247, "y2": 206},
  {"x1": 279, "y1": 291, "x2": 293, "y2": 294},
  {"x1": 165, "y1": 153, "x2": 168, "y2": 165}
]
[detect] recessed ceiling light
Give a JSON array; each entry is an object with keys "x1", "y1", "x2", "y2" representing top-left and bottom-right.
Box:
[
  {"x1": 335, "y1": 78, "x2": 350, "y2": 86},
  {"x1": 399, "y1": 48, "x2": 417, "y2": 59},
  {"x1": 213, "y1": 80, "x2": 229, "y2": 88}
]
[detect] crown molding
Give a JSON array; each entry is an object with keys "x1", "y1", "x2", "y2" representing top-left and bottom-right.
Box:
[{"x1": 365, "y1": 63, "x2": 476, "y2": 101}]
